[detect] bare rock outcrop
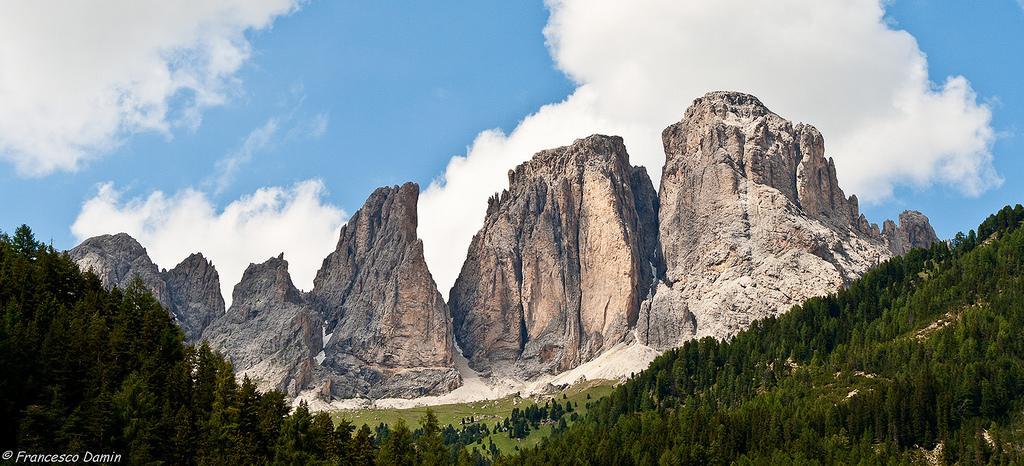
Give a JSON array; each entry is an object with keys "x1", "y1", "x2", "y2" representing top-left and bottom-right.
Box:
[
  {"x1": 69, "y1": 234, "x2": 222, "y2": 342},
  {"x1": 642, "y1": 91, "x2": 937, "y2": 349},
  {"x1": 449, "y1": 135, "x2": 661, "y2": 377},
  {"x1": 201, "y1": 254, "x2": 323, "y2": 396},
  {"x1": 883, "y1": 210, "x2": 940, "y2": 255},
  {"x1": 309, "y1": 183, "x2": 460, "y2": 398},
  {"x1": 66, "y1": 91, "x2": 943, "y2": 395},
  {"x1": 163, "y1": 253, "x2": 225, "y2": 342},
  {"x1": 69, "y1": 233, "x2": 169, "y2": 306},
  {"x1": 69, "y1": 184, "x2": 462, "y2": 400}
]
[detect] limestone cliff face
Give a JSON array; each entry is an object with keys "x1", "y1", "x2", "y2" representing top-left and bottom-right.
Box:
[
  {"x1": 309, "y1": 183, "x2": 460, "y2": 398},
  {"x1": 202, "y1": 254, "x2": 322, "y2": 396},
  {"x1": 883, "y1": 211, "x2": 940, "y2": 255},
  {"x1": 66, "y1": 90, "x2": 943, "y2": 394},
  {"x1": 163, "y1": 253, "x2": 225, "y2": 342},
  {"x1": 69, "y1": 234, "x2": 222, "y2": 342},
  {"x1": 449, "y1": 135, "x2": 661, "y2": 377},
  {"x1": 70, "y1": 184, "x2": 462, "y2": 400},
  {"x1": 69, "y1": 233, "x2": 169, "y2": 306},
  {"x1": 642, "y1": 91, "x2": 937, "y2": 349}
]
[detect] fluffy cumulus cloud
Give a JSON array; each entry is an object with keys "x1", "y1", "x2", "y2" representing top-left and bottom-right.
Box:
[
  {"x1": 0, "y1": 0, "x2": 300, "y2": 176},
  {"x1": 419, "y1": 0, "x2": 999, "y2": 297},
  {"x1": 71, "y1": 180, "x2": 346, "y2": 305}
]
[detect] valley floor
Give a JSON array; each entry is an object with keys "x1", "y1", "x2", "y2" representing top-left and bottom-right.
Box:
[
  {"x1": 297, "y1": 336, "x2": 659, "y2": 457},
  {"x1": 329, "y1": 380, "x2": 616, "y2": 456},
  {"x1": 296, "y1": 337, "x2": 660, "y2": 411}
]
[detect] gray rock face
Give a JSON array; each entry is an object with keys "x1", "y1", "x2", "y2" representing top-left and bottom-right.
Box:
[
  {"x1": 202, "y1": 254, "x2": 323, "y2": 396},
  {"x1": 309, "y1": 183, "x2": 460, "y2": 398},
  {"x1": 69, "y1": 234, "x2": 222, "y2": 342},
  {"x1": 642, "y1": 91, "x2": 937, "y2": 349},
  {"x1": 66, "y1": 91, "x2": 942, "y2": 396},
  {"x1": 163, "y1": 253, "x2": 225, "y2": 342},
  {"x1": 883, "y1": 210, "x2": 940, "y2": 255},
  {"x1": 450, "y1": 135, "x2": 661, "y2": 377},
  {"x1": 70, "y1": 184, "x2": 462, "y2": 400},
  {"x1": 69, "y1": 233, "x2": 169, "y2": 306}
]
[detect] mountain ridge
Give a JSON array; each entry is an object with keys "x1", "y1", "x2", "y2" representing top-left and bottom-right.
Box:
[{"x1": 69, "y1": 90, "x2": 939, "y2": 401}]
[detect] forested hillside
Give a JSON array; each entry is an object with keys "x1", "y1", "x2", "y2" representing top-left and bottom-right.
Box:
[
  {"x1": 0, "y1": 226, "x2": 465, "y2": 465},
  {"x1": 507, "y1": 204, "x2": 1024, "y2": 465}
]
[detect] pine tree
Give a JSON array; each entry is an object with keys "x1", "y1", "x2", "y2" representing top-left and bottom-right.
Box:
[
  {"x1": 334, "y1": 418, "x2": 356, "y2": 463},
  {"x1": 310, "y1": 412, "x2": 336, "y2": 459},
  {"x1": 416, "y1": 410, "x2": 447, "y2": 466},
  {"x1": 274, "y1": 402, "x2": 315, "y2": 465},
  {"x1": 350, "y1": 424, "x2": 377, "y2": 466},
  {"x1": 12, "y1": 224, "x2": 39, "y2": 257},
  {"x1": 377, "y1": 418, "x2": 415, "y2": 466}
]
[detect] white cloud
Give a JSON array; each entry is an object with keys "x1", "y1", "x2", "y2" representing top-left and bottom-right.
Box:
[
  {"x1": 0, "y1": 0, "x2": 300, "y2": 176},
  {"x1": 295, "y1": 112, "x2": 330, "y2": 139},
  {"x1": 71, "y1": 180, "x2": 346, "y2": 305},
  {"x1": 209, "y1": 111, "x2": 328, "y2": 193},
  {"x1": 212, "y1": 118, "x2": 279, "y2": 194},
  {"x1": 419, "y1": 0, "x2": 999, "y2": 297}
]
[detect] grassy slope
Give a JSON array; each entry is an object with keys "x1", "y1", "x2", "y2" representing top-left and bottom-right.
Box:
[{"x1": 330, "y1": 380, "x2": 616, "y2": 455}]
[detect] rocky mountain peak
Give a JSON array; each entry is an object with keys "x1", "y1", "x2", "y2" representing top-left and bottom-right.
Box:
[
  {"x1": 883, "y1": 210, "x2": 940, "y2": 255},
  {"x1": 230, "y1": 253, "x2": 302, "y2": 318},
  {"x1": 338, "y1": 183, "x2": 419, "y2": 251},
  {"x1": 202, "y1": 253, "x2": 322, "y2": 396},
  {"x1": 70, "y1": 233, "x2": 224, "y2": 342},
  {"x1": 666, "y1": 91, "x2": 866, "y2": 232},
  {"x1": 309, "y1": 182, "x2": 460, "y2": 398},
  {"x1": 163, "y1": 252, "x2": 224, "y2": 341},
  {"x1": 643, "y1": 91, "x2": 937, "y2": 349},
  {"x1": 507, "y1": 134, "x2": 631, "y2": 185},
  {"x1": 450, "y1": 134, "x2": 661, "y2": 377},
  {"x1": 684, "y1": 91, "x2": 772, "y2": 122},
  {"x1": 69, "y1": 233, "x2": 169, "y2": 306}
]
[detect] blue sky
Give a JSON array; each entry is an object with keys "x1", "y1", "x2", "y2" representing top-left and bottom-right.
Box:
[
  {"x1": 873, "y1": 0, "x2": 1023, "y2": 237},
  {"x1": 0, "y1": 1, "x2": 572, "y2": 245},
  {"x1": 1, "y1": 1, "x2": 1022, "y2": 296}
]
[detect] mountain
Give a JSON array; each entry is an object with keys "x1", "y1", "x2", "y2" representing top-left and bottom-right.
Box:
[
  {"x1": 10, "y1": 204, "x2": 1020, "y2": 464},
  {"x1": 201, "y1": 254, "x2": 323, "y2": 396},
  {"x1": 512, "y1": 204, "x2": 1024, "y2": 465},
  {"x1": 309, "y1": 182, "x2": 460, "y2": 398},
  {"x1": 641, "y1": 91, "x2": 937, "y2": 349},
  {"x1": 883, "y1": 210, "x2": 940, "y2": 255},
  {"x1": 67, "y1": 91, "x2": 939, "y2": 398},
  {"x1": 451, "y1": 91, "x2": 936, "y2": 377},
  {"x1": 450, "y1": 135, "x2": 661, "y2": 378},
  {"x1": 71, "y1": 183, "x2": 459, "y2": 399},
  {"x1": 69, "y1": 233, "x2": 223, "y2": 342},
  {"x1": 69, "y1": 233, "x2": 169, "y2": 305},
  {"x1": 163, "y1": 253, "x2": 225, "y2": 343}
]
